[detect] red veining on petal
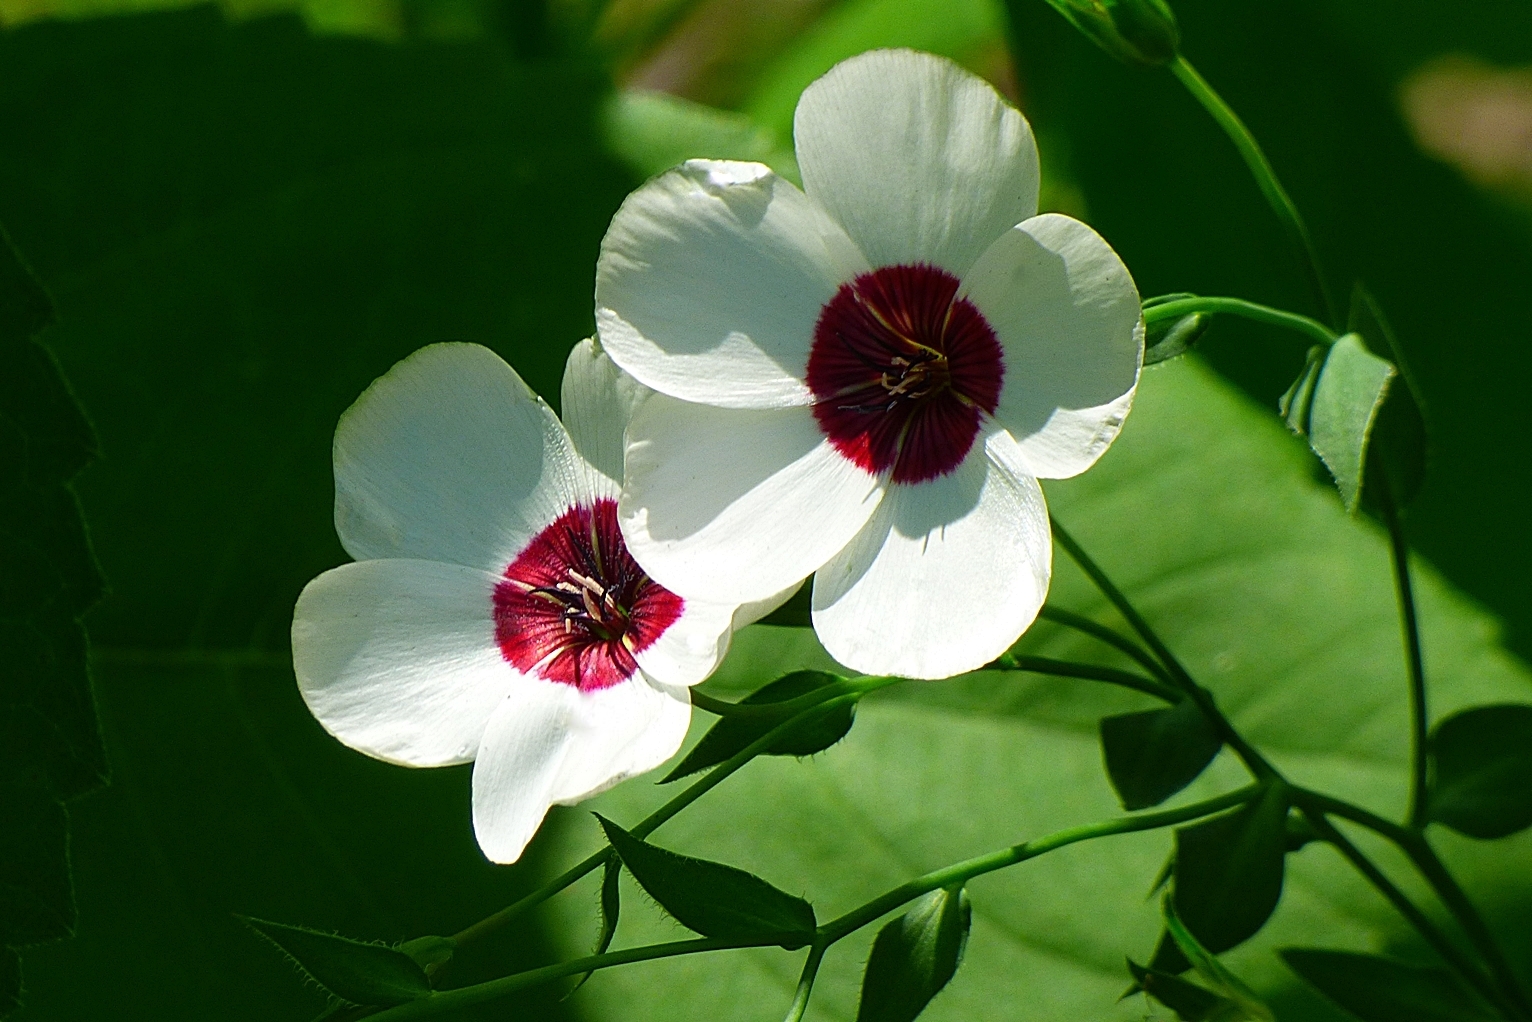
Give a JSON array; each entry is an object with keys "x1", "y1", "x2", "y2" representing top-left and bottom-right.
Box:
[
  {"x1": 493, "y1": 499, "x2": 683, "y2": 692},
  {"x1": 806, "y1": 264, "x2": 1004, "y2": 484}
]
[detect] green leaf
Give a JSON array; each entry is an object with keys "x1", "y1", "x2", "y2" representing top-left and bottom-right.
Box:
[
  {"x1": 1127, "y1": 959, "x2": 1238, "y2": 1022},
  {"x1": 550, "y1": 358, "x2": 1532, "y2": 1020},
  {"x1": 1151, "y1": 785, "x2": 1288, "y2": 973},
  {"x1": 0, "y1": 949, "x2": 18, "y2": 1016},
  {"x1": 596, "y1": 816, "x2": 816, "y2": 949},
  {"x1": 1278, "y1": 345, "x2": 1324, "y2": 435},
  {"x1": 1347, "y1": 285, "x2": 1428, "y2": 509},
  {"x1": 663, "y1": 671, "x2": 854, "y2": 782},
  {"x1": 1306, "y1": 334, "x2": 1399, "y2": 513},
  {"x1": 1279, "y1": 948, "x2": 1497, "y2": 1022},
  {"x1": 1162, "y1": 896, "x2": 1274, "y2": 1021},
  {"x1": 1099, "y1": 699, "x2": 1222, "y2": 810},
  {"x1": 855, "y1": 886, "x2": 971, "y2": 1022},
  {"x1": 1427, "y1": 704, "x2": 1532, "y2": 839},
  {"x1": 0, "y1": 225, "x2": 105, "y2": 1021},
  {"x1": 0, "y1": 10, "x2": 625, "y2": 1019},
  {"x1": 0, "y1": 786, "x2": 71, "y2": 948},
  {"x1": 241, "y1": 917, "x2": 432, "y2": 1007}
]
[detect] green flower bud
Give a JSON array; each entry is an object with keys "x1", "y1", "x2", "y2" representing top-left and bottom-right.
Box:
[{"x1": 1047, "y1": 0, "x2": 1181, "y2": 68}]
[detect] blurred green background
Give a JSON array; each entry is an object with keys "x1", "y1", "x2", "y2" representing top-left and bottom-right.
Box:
[{"x1": 3, "y1": 0, "x2": 1531, "y2": 1019}]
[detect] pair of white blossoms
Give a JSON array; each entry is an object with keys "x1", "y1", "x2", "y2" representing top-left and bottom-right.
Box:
[{"x1": 292, "y1": 49, "x2": 1144, "y2": 863}]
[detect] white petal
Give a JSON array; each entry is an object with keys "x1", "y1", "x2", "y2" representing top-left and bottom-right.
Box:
[
  {"x1": 596, "y1": 159, "x2": 867, "y2": 409},
  {"x1": 620, "y1": 393, "x2": 883, "y2": 604},
  {"x1": 811, "y1": 430, "x2": 1051, "y2": 680},
  {"x1": 963, "y1": 214, "x2": 1143, "y2": 480},
  {"x1": 549, "y1": 675, "x2": 692, "y2": 804},
  {"x1": 733, "y1": 579, "x2": 807, "y2": 629},
  {"x1": 794, "y1": 49, "x2": 1039, "y2": 279},
  {"x1": 334, "y1": 342, "x2": 584, "y2": 570},
  {"x1": 292, "y1": 559, "x2": 512, "y2": 767},
  {"x1": 634, "y1": 597, "x2": 737, "y2": 688},
  {"x1": 560, "y1": 336, "x2": 650, "y2": 494},
  {"x1": 471, "y1": 684, "x2": 578, "y2": 864}
]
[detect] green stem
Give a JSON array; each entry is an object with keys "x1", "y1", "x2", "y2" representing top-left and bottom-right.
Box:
[
  {"x1": 1375, "y1": 480, "x2": 1430, "y2": 830},
  {"x1": 1037, "y1": 604, "x2": 1176, "y2": 683},
  {"x1": 369, "y1": 937, "x2": 768, "y2": 1021},
  {"x1": 993, "y1": 653, "x2": 1180, "y2": 703},
  {"x1": 689, "y1": 675, "x2": 899, "y2": 719},
  {"x1": 1142, "y1": 295, "x2": 1336, "y2": 348},
  {"x1": 822, "y1": 785, "x2": 1259, "y2": 941},
  {"x1": 1168, "y1": 56, "x2": 1337, "y2": 325},
  {"x1": 1049, "y1": 515, "x2": 1278, "y2": 780},
  {"x1": 450, "y1": 693, "x2": 867, "y2": 946},
  {"x1": 782, "y1": 944, "x2": 827, "y2": 1022}
]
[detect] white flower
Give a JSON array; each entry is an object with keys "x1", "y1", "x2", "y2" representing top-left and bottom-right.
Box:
[
  {"x1": 595, "y1": 49, "x2": 1144, "y2": 680},
  {"x1": 291, "y1": 340, "x2": 763, "y2": 864}
]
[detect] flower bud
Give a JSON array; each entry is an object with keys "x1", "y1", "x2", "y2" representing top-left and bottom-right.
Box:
[{"x1": 1047, "y1": 0, "x2": 1180, "y2": 68}]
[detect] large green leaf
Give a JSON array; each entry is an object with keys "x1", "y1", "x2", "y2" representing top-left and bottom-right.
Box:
[
  {"x1": 544, "y1": 358, "x2": 1532, "y2": 1022},
  {"x1": 0, "y1": 9, "x2": 633, "y2": 1019}
]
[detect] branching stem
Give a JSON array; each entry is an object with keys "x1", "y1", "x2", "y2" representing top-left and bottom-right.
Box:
[{"x1": 1037, "y1": 604, "x2": 1176, "y2": 683}]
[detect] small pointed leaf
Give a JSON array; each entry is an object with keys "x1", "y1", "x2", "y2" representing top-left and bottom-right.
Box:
[
  {"x1": 1151, "y1": 785, "x2": 1287, "y2": 973},
  {"x1": 566, "y1": 855, "x2": 623, "y2": 998},
  {"x1": 241, "y1": 917, "x2": 432, "y2": 1006},
  {"x1": 1100, "y1": 699, "x2": 1222, "y2": 810},
  {"x1": 596, "y1": 816, "x2": 815, "y2": 948},
  {"x1": 1427, "y1": 704, "x2": 1532, "y2": 839},
  {"x1": 1162, "y1": 897, "x2": 1274, "y2": 1021},
  {"x1": 1307, "y1": 333, "x2": 1398, "y2": 512},
  {"x1": 663, "y1": 671, "x2": 853, "y2": 782},
  {"x1": 1280, "y1": 948, "x2": 1497, "y2": 1022},
  {"x1": 855, "y1": 887, "x2": 971, "y2": 1022},
  {"x1": 1144, "y1": 312, "x2": 1209, "y2": 366},
  {"x1": 1127, "y1": 959, "x2": 1238, "y2": 1021}
]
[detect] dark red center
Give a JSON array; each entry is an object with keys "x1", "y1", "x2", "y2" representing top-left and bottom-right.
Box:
[
  {"x1": 806, "y1": 264, "x2": 1004, "y2": 484},
  {"x1": 493, "y1": 499, "x2": 683, "y2": 693}
]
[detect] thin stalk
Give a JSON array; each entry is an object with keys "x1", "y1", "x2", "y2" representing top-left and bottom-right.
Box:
[
  {"x1": 1141, "y1": 296, "x2": 1336, "y2": 347},
  {"x1": 1376, "y1": 481, "x2": 1430, "y2": 830},
  {"x1": 1168, "y1": 56, "x2": 1337, "y2": 325},
  {"x1": 1299, "y1": 808, "x2": 1522, "y2": 1021},
  {"x1": 368, "y1": 937, "x2": 767, "y2": 1021},
  {"x1": 994, "y1": 653, "x2": 1180, "y2": 703},
  {"x1": 450, "y1": 694, "x2": 866, "y2": 946},
  {"x1": 1049, "y1": 515, "x2": 1278, "y2": 780},
  {"x1": 822, "y1": 785, "x2": 1259, "y2": 941},
  {"x1": 1037, "y1": 604, "x2": 1175, "y2": 683},
  {"x1": 782, "y1": 944, "x2": 828, "y2": 1022}
]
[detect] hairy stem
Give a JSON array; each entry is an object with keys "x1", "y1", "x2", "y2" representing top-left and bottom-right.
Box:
[
  {"x1": 1142, "y1": 295, "x2": 1336, "y2": 347},
  {"x1": 1168, "y1": 56, "x2": 1336, "y2": 325},
  {"x1": 450, "y1": 693, "x2": 867, "y2": 947},
  {"x1": 1037, "y1": 604, "x2": 1176, "y2": 683},
  {"x1": 782, "y1": 944, "x2": 828, "y2": 1022}
]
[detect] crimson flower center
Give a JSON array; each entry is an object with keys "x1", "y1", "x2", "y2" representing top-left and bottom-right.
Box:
[
  {"x1": 493, "y1": 499, "x2": 682, "y2": 693},
  {"x1": 806, "y1": 263, "x2": 1004, "y2": 484}
]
